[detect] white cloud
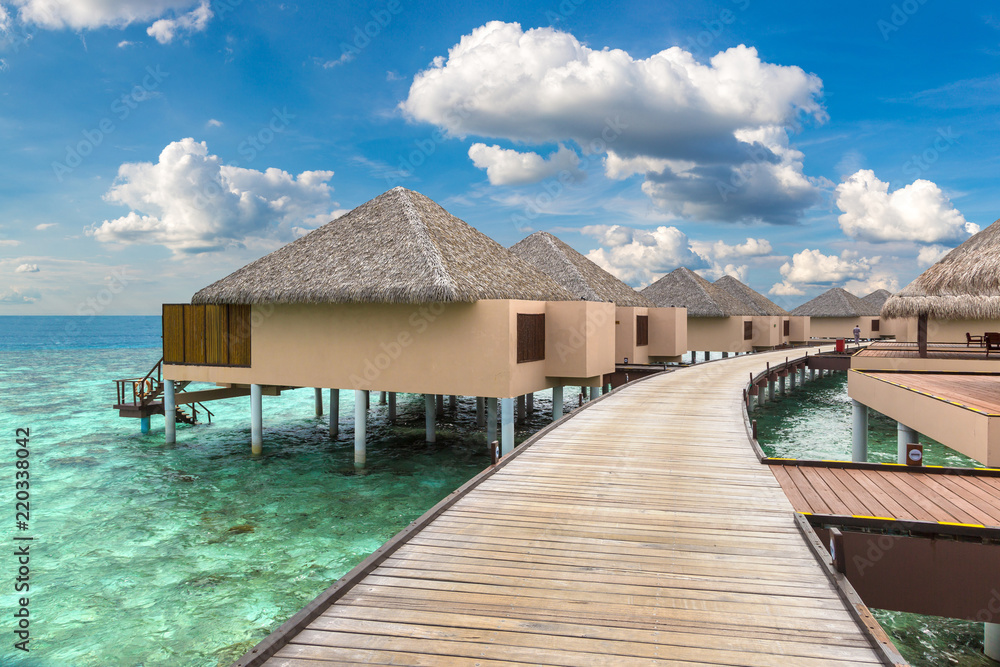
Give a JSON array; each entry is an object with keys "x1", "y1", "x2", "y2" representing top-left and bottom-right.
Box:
[
  {"x1": 206, "y1": 118, "x2": 223, "y2": 128},
  {"x1": 89, "y1": 138, "x2": 339, "y2": 254},
  {"x1": 917, "y1": 244, "x2": 952, "y2": 266},
  {"x1": 0, "y1": 287, "x2": 40, "y2": 304},
  {"x1": 117, "y1": 40, "x2": 136, "y2": 48},
  {"x1": 319, "y1": 53, "x2": 353, "y2": 68},
  {"x1": 11, "y1": 0, "x2": 204, "y2": 31},
  {"x1": 690, "y1": 237, "x2": 772, "y2": 262},
  {"x1": 0, "y1": 239, "x2": 20, "y2": 246},
  {"x1": 836, "y1": 170, "x2": 974, "y2": 243},
  {"x1": 0, "y1": 6, "x2": 10, "y2": 32},
  {"x1": 15, "y1": 264, "x2": 39, "y2": 273},
  {"x1": 0, "y1": 59, "x2": 8, "y2": 72},
  {"x1": 843, "y1": 272, "x2": 899, "y2": 296},
  {"x1": 401, "y1": 22, "x2": 825, "y2": 223},
  {"x1": 769, "y1": 248, "x2": 880, "y2": 295},
  {"x1": 582, "y1": 224, "x2": 706, "y2": 286},
  {"x1": 35, "y1": 223, "x2": 57, "y2": 230},
  {"x1": 468, "y1": 143, "x2": 583, "y2": 186},
  {"x1": 146, "y1": 1, "x2": 211, "y2": 43}
]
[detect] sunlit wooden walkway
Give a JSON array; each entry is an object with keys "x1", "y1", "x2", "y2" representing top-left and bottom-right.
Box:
[{"x1": 237, "y1": 349, "x2": 893, "y2": 666}]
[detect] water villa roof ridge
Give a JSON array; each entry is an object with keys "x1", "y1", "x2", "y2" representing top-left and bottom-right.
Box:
[
  {"x1": 640, "y1": 267, "x2": 754, "y2": 317},
  {"x1": 509, "y1": 231, "x2": 653, "y2": 307},
  {"x1": 192, "y1": 187, "x2": 577, "y2": 305},
  {"x1": 713, "y1": 275, "x2": 789, "y2": 316},
  {"x1": 883, "y1": 217, "x2": 1000, "y2": 319},
  {"x1": 790, "y1": 287, "x2": 879, "y2": 318}
]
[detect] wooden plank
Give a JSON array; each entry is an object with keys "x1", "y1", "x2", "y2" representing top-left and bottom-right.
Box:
[
  {"x1": 183, "y1": 303, "x2": 206, "y2": 365},
  {"x1": 934, "y1": 475, "x2": 1000, "y2": 525},
  {"x1": 782, "y1": 465, "x2": 833, "y2": 514},
  {"x1": 827, "y1": 468, "x2": 893, "y2": 518},
  {"x1": 228, "y1": 304, "x2": 252, "y2": 367},
  {"x1": 162, "y1": 304, "x2": 185, "y2": 364},
  {"x1": 205, "y1": 303, "x2": 228, "y2": 366}
]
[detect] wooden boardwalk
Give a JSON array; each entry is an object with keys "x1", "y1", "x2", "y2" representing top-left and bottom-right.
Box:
[
  {"x1": 860, "y1": 371, "x2": 1000, "y2": 416},
  {"x1": 238, "y1": 350, "x2": 894, "y2": 666}
]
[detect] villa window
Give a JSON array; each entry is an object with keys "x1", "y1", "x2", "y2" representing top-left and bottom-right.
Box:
[
  {"x1": 517, "y1": 313, "x2": 545, "y2": 363},
  {"x1": 783, "y1": 320, "x2": 790, "y2": 336},
  {"x1": 871, "y1": 319, "x2": 880, "y2": 332},
  {"x1": 744, "y1": 321, "x2": 753, "y2": 341},
  {"x1": 636, "y1": 315, "x2": 649, "y2": 346}
]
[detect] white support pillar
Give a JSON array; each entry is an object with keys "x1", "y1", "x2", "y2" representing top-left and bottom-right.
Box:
[
  {"x1": 388, "y1": 392, "x2": 396, "y2": 423},
  {"x1": 801, "y1": 365, "x2": 807, "y2": 385},
  {"x1": 487, "y1": 398, "x2": 497, "y2": 445},
  {"x1": 425, "y1": 394, "x2": 436, "y2": 443},
  {"x1": 329, "y1": 389, "x2": 339, "y2": 438},
  {"x1": 581, "y1": 386, "x2": 589, "y2": 403},
  {"x1": 552, "y1": 386, "x2": 563, "y2": 421},
  {"x1": 852, "y1": 399, "x2": 868, "y2": 462},
  {"x1": 314, "y1": 388, "x2": 323, "y2": 417},
  {"x1": 163, "y1": 379, "x2": 176, "y2": 444},
  {"x1": 354, "y1": 390, "x2": 367, "y2": 468},
  {"x1": 810, "y1": 367, "x2": 816, "y2": 381},
  {"x1": 501, "y1": 397, "x2": 514, "y2": 455},
  {"x1": 476, "y1": 397, "x2": 485, "y2": 427},
  {"x1": 789, "y1": 367, "x2": 796, "y2": 390},
  {"x1": 778, "y1": 374, "x2": 786, "y2": 396},
  {"x1": 767, "y1": 378, "x2": 775, "y2": 402},
  {"x1": 379, "y1": 391, "x2": 387, "y2": 405},
  {"x1": 250, "y1": 384, "x2": 263, "y2": 455},
  {"x1": 140, "y1": 416, "x2": 150, "y2": 435},
  {"x1": 897, "y1": 422, "x2": 919, "y2": 465},
  {"x1": 986, "y1": 623, "x2": 1000, "y2": 661}
]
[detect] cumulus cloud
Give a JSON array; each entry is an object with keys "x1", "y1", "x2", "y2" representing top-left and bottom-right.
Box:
[
  {"x1": 401, "y1": 22, "x2": 825, "y2": 223},
  {"x1": 89, "y1": 138, "x2": 339, "y2": 254},
  {"x1": 843, "y1": 273, "x2": 899, "y2": 296},
  {"x1": 0, "y1": 239, "x2": 20, "y2": 246},
  {"x1": 10, "y1": 0, "x2": 205, "y2": 31},
  {"x1": 35, "y1": 223, "x2": 57, "y2": 230},
  {"x1": 0, "y1": 5, "x2": 10, "y2": 31},
  {"x1": 583, "y1": 224, "x2": 705, "y2": 286},
  {"x1": 206, "y1": 118, "x2": 223, "y2": 128},
  {"x1": 836, "y1": 170, "x2": 975, "y2": 243},
  {"x1": 147, "y1": 1, "x2": 211, "y2": 43},
  {"x1": 0, "y1": 287, "x2": 40, "y2": 304},
  {"x1": 15, "y1": 264, "x2": 39, "y2": 273},
  {"x1": 468, "y1": 143, "x2": 583, "y2": 186},
  {"x1": 690, "y1": 237, "x2": 773, "y2": 262},
  {"x1": 917, "y1": 244, "x2": 952, "y2": 266},
  {"x1": 769, "y1": 248, "x2": 880, "y2": 295}
]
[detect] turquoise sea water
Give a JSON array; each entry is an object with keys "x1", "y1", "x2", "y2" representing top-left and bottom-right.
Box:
[
  {"x1": 754, "y1": 370, "x2": 995, "y2": 666},
  {"x1": 0, "y1": 317, "x2": 560, "y2": 666}
]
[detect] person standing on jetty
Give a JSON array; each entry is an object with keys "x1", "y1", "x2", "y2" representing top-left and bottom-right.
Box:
[{"x1": 853, "y1": 324, "x2": 861, "y2": 344}]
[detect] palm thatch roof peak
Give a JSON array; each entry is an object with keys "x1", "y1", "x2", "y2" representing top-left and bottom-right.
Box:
[
  {"x1": 713, "y1": 275, "x2": 789, "y2": 316},
  {"x1": 509, "y1": 231, "x2": 653, "y2": 307},
  {"x1": 882, "y1": 218, "x2": 1000, "y2": 319},
  {"x1": 861, "y1": 289, "x2": 893, "y2": 312},
  {"x1": 790, "y1": 287, "x2": 879, "y2": 318},
  {"x1": 192, "y1": 187, "x2": 577, "y2": 305},
  {"x1": 640, "y1": 267, "x2": 754, "y2": 317}
]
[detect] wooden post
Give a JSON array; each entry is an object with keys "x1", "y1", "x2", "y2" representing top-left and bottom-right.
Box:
[
  {"x1": 501, "y1": 397, "x2": 514, "y2": 455},
  {"x1": 852, "y1": 399, "x2": 868, "y2": 462},
  {"x1": 379, "y1": 391, "x2": 387, "y2": 405},
  {"x1": 164, "y1": 379, "x2": 175, "y2": 444},
  {"x1": 487, "y1": 398, "x2": 497, "y2": 445},
  {"x1": 314, "y1": 388, "x2": 323, "y2": 417},
  {"x1": 250, "y1": 384, "x2": 263, "y2": 455},
  {"x1": 329, "y1": 389, "x2": 339, "y2": 438},
  {"x1": 476, "y1": 397, "x2": 485, "y2": 427},
  {"x1": 354, "y1": 390, "x2": 367, "y2": 468},
  {"x1": 552, "y1": 386, "x2": 563, "y2": 421},
  {"x1": 388, "y1": 392, "x2": 396, "y2": 423},
  {"x1": 424, "y1": 394, "x2": 436, "y2": 443},
  {"x1": 829, "y1": 527, "x2": 846, "y2": 574},
  {"x1": 918, "y1": 313, "x2": 929, "y2": 358}
]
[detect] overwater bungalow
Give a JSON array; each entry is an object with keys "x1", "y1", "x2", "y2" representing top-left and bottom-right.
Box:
[
  {"x1": 641, "y1": 267, "x2": 757, "y2": 355},
  {"x1": 510, "y1": 231, "x2": 686, "y2": 364},
  {"x1": 860, "y1": 289, "x2": 901, "y2": 338},
  {"x1": 882, "y1": 218, "x2": 1000, "y2": 347},
  {"x1": 160, "y1": 187, "x2": 616, "y2": 462},
  {"x1": 713, "y1": 275, "x2": 810, "y2": 346},
  {"x1": 790, "y1": 287, "x2": 880, "y2": 340}
]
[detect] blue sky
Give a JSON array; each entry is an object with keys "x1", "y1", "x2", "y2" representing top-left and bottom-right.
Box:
[{"x1": 1, "y1": 0, "x2": 997, "y2": 314}]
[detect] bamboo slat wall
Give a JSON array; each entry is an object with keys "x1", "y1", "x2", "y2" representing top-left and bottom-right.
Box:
[{"x1": 163, "y1": 303, "x2": 251, "y2": 367}]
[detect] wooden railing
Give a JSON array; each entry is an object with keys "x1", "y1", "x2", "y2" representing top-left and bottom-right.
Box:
[{"x1": 115, "y1": 358, "x2": 164, "y2": 407}]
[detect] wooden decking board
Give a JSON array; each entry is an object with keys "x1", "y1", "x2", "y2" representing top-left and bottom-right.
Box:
[
  {"x1": 254, "y1": 349, "x2": 885, "y2": 667},
  {"x1": 827, "y1": 468, "x2": 893, "y2": 518},
  {"x1": 934, "y1": 475, "x2": 1000, "y2": 524}
]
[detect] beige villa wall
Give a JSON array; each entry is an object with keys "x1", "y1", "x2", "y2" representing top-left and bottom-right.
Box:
[
  {"x1": 542, "y1": 300, "x2": 616, "y2": 390},
  {"x1": 752, "y1": 316, "x2": 782, "y2": 348},
  {"x1": 164, "y1": 300, "x2": 615, "y2": 398},
  {"x1": 849, "y1": 371, "x2": 1000, "y2": 467},
  {"x1": 687, "y1": 316, "x2": 753, "y2": 354},
  {"x1": 809, "y1": 317, "x2": 876, "y2": 340},
  {"x1": 614, "y1": 306, "x2": 649, "y2": 365},
  {"x1": 895, "y1": 317, "x2": 1000, "y2": 344},
  {"x1": 648, "y1": 307, "x2": 686, "y2": 358},
  {"x1": 789, "y1": 316, "x2": 811, "y2": 343}
]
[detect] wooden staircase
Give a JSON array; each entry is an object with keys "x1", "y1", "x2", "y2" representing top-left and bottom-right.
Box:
[{"x1": 114, "y1": 359, "x2": 213, "y2": 425}]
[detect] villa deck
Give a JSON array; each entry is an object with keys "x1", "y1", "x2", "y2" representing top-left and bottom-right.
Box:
[{"x1": 235, "y1": 349, "x2": 897, "y2": 666}]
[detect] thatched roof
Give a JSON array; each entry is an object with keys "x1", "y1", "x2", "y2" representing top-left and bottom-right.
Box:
[
  {"x1": 882, "y1": 218, "x2": 1000, "y2": 319},
  {"x1": 192, "y1": 187, "x2": 576, "y2": 305},
  {"x1": 790, "y1": 288, "x2": 879, "y2": 318},
  {"x1": 713, "y1": 275, "x2": 789, "y2": 316},
  {"x1": 861, "y1": 289, "x2": 892, "y2": 312},
  {"x1": 640, "y1": 267, "x2": 754, "y2": 317},
  {"x1": 509, "y1": 232, "x2": 653, "y2": 307}
]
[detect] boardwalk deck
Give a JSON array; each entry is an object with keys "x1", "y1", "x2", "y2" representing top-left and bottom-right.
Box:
[{"x1": 238, "y1": 350, "x2": 894, "y2": 666}]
